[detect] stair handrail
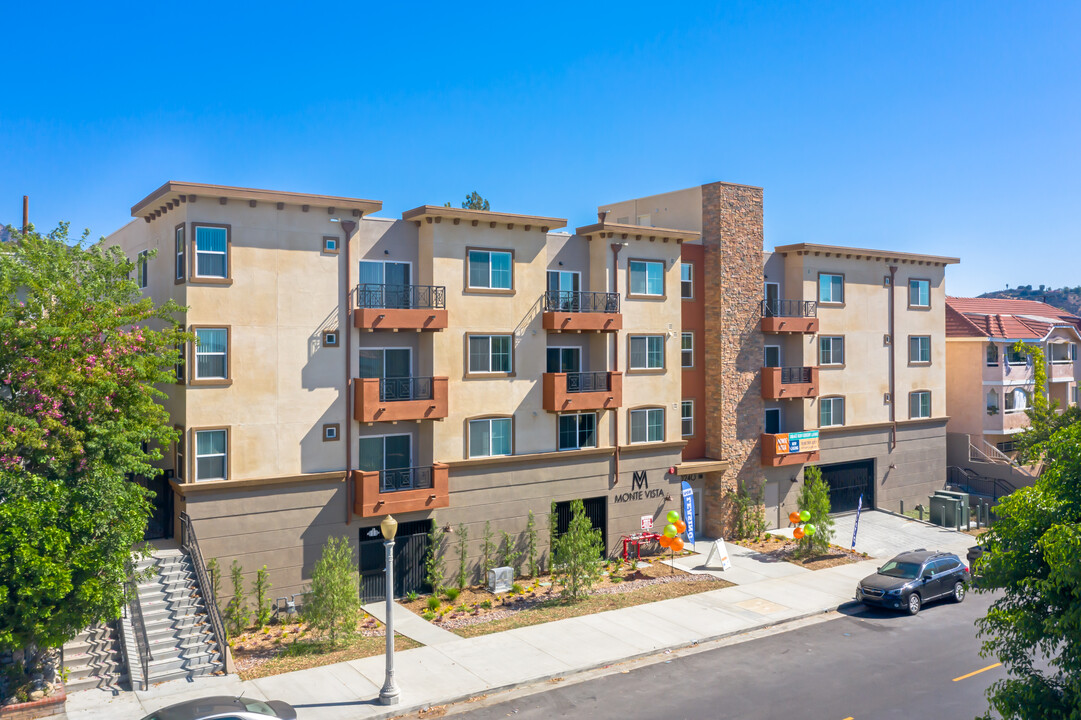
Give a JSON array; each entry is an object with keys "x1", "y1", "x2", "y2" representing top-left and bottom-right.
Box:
[
  {"x1": 977, "y1": 438, "x2": 1036, "y2": 477},
  {"x1": 125, "y1": 579, "x2": 151, "y2": 689},
  {"x1": 179, "y1": 512, "x2": 229, "y2": 657}
]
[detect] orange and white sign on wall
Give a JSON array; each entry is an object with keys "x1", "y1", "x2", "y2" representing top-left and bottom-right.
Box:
[{"x1": 774, "y1": 430, "x2": 819, "y2": 455}]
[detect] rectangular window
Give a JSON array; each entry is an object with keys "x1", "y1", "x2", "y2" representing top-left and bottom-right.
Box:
[
  {"x1": 909, "y1": 279, "x2": 930, "y2": 308},
  {"x1": 194, "y1": 429, "x2": 227, "y2": 481},
  {"x1": 909, "y1": 336, "x2": 931, "y2": 364},
  {"x1": 680, "y1": 263, "x2": 693, "y2": 299},
  {"x1": 1050, "y1": 343, "x2": 1074, "y2": 363},
  {"x1": 174, "y1": 427, "x2": 185, "y2": 481},
  {"x1": 558, "y1": 413, "x2": 597, "y2": 451},
  {"x1": 174, "y1": 343, "x2": 185, "y2": 384},
  {"x1": 194, "y1": 225, "x2": 228, "y2": 278},
  {"x1": 764, "y1": 345, "x2": 781, "y2": 368},
  {"x1": 1006, "y1": 345, "x2": 1029, "y2": 365},
  {"x1": 764, "y1": 408, "x2": 782, "y2": 435},
  {"x1": 1005, "y1": 388, "x2": 1029, "y2": 413},
  {"x1": 630, "y1": 335, "x2": 664, "y2": 370},
  {"x1": 194, "y1": 328, "x2": 228, "y2": 380},
  {"x1": 175, "y1": 225, "x2": 185, "y2": 281},
  {"x1": 681, "y1": 332, "x2": 694, "y2": 368},
  {"x1": 681, "y1": 400, "x2": 694, "y2": 437},
  {"x1": 820, "y1": 336, "x2": 844, "y2": 366},
  {"x1": 467, "y1": 249, "x2": 513, "y2": 290},
  {"x1": 629, "y1": 408, "x2": 664, "y2": 443},
  {"x1": 322, "y1": 424, "x2": 340, "y2": 441},
  {"x1": 546, "y1": 347, "x2": 581, "y2": 374},
  {"x1": 469, "y1": 418, "x2": 512, "y2": 457},
  {"x1": 986, "y1": 344, "x2": 999, "y2": 366},
  {"x1": 909, "y1": 391, "x2": 931, "y2": 419},
  {"x1": 819, "y1": 273, "x2": 844, "y2": 304},
  {"x1": 629, "y1": 260, "x2": 664, "y2": 297},
  {"x1": 820, "y1": 397, "x2": 845, "y2": 427},
  {"x1": 137, "y1": 251, "x2": 149, "y2": 288},
  {"x1": 468, "y1": 335, "x2": 513, "y2": 374},
  {"x1": 323, "y1": 236, "x2": 339, "y2": 254}
]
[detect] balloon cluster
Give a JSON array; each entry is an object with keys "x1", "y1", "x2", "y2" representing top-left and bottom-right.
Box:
[
  {"x1": 658, "y1": 510, "x2": 686, "y2": 553},
  {"x1": 788, "y1": 510, "x2": 817, "y2": 540}
]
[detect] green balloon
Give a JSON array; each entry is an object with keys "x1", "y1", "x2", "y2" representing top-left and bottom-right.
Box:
[
  {"x1": 663, "y1": 523, "x2": 677, "y2": 538},
  {"x1": 804, "y1": 524, "x2": 816, "y2": 536},
  {"x1": 667, "y1": 510, "x2": 681, "y2": 524},
  {"x1": 799, "y1": 510, "x2": 811, "y2": 523}
]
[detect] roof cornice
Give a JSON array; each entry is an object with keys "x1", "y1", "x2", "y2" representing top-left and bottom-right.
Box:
[
  {"x1": 401, "y1": 205, "x2": 566, "y2": 231},
  {"x1": 131, "y1": 181, "x2": 383, "y2": 221}
]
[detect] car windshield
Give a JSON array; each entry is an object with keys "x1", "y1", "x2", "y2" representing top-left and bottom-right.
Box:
[
  {"x1": 879, "y1": 560, "x2": 921, "y2": 579},
  {"x1": 243, "y1": 700, "x2": 279, "y2": 716}
]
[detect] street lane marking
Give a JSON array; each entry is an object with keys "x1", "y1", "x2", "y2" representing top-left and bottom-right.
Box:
[{"x1": 953, "y1": 663, "x2": 1002, "y2": 681}]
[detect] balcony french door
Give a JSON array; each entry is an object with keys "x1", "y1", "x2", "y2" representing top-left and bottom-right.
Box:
[
  {"x1": 360, "y1": 260, "x2": 411, "y2": 308},
  {"x1": 359, "y1": 348, "x2": 412, "y2": 380},
  {"x1": 547, "y1": 270, "x2": 581, "y2": 311},
  {"x1": 358, "y1": 434, "x2": 412, "y2": 474},
  {"x1": 547, "y1": 347, "x2": 581, "y2": 374}
]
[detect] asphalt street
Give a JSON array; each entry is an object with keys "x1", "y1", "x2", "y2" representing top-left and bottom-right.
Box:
[{"x1": 447, "y1": 590, "x2": 1004, "y2": 720}]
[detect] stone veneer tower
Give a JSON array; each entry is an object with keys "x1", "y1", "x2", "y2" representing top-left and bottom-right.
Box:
[{"x1": 701, "y1": 182, "x2": 765, "y2": 536}]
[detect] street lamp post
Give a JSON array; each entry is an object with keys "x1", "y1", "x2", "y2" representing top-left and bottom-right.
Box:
[{"x1": 378, "y1": 514, "x2": 400, "y2": 706}]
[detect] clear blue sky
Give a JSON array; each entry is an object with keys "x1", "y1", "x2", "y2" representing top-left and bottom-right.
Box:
[{"x1": 3, "y1": 2, "x2": 1078, "y2": 297}]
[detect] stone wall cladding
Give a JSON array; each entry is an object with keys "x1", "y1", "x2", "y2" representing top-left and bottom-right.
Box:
[{"x1": 702, "y1": 182, "x2": 766, "y2": 537}]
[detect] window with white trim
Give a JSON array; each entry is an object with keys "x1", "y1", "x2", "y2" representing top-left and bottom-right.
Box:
[
  {"x1": 681, "y1": 332, "x2": 694, "y2": 368},
  {"x1": 680, "y1": 263, "x2": 693, "y2": 299},
  {"x1": 558, "y1": 413, "x2": 596, "y2": 451},
  {"x1": 194, "y1": 328, "x2": 228, "y2": 380},
  {"x1": 820, "y1": 397, "x2": 845, "y2": 427},
  {"x1": 629, "y1": 260, "x2": 664, "y2": 296},
  {"x1": 909, "y1": 279, "x2": 930, "y2": 307},
  {"x1": 175, "y1": 225, "x2": 185, "y2": 280},
  {"x1": 909, "y1": 336, "x2": 931, "y2": 364},
  {"x1": 469, "y1": 418, "x2": 512, "y2": 457},
  {"x1": 468, "y1": 335, "x2": 512, "y2": 374},
  {"x1": 468, "y1": 250, "x2": 512, "y2": 290},
  {"x1": 630, "y1": 335, "x2": 664, "y2": 370},
  {"x1": 681, "y1": 400, "x2": 694, "y2": 437},
  {"x1": 819, "y1": 274, "x2": 843, "y2": 304},
  {"x1": 1005, "y1": 388, "x2": 1029, "y2": 413},
  {"x1": 820, "y1": 336, "x2": 844, "y2": 366},
  {"x1": 629, "y1": 408, "x2": 664, "y2": 443},
  {"x1": 194, "y1": 429, "x2": 227, "y2": 481},
  {"x1": 909, "y1": 391, "x2": 931, "y2": 419},
  {"x1": 194, "y1": 226, "x2": 228, "y2": 278}
]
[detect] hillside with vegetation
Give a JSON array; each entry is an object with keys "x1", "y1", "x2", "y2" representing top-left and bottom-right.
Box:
[{"x1": 978, "y1": 285, "x2": 1081, "y2": 316}]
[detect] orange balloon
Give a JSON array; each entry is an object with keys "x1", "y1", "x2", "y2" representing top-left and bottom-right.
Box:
[
  {"x1": 658, "y1": 535, "x2": 671, "y2": 548},
  {"x1": 670, "y1": 538, "x2": 684, "y2": 553},
  {"x1": 789, "y1": 511, "x2": 801, "y2": 524},
  {"x1": 793, "y1": 527, "x2": 805, "y2": 539},
  {"x1": 675, "y1": 520, "x2": 687, "y2": 534}
]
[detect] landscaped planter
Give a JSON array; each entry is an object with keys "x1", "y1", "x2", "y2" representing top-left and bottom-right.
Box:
[{"x1": 0, "y1": 686, "x2": 66, "y2": 720}]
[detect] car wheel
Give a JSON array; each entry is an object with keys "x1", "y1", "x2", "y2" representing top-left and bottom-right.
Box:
[
  {"x1": 907, "y1": 593, "x2": 921, "y2": 616},
  {"x1": 952, "y1": 581, "x2": 965, "y2": 603}
]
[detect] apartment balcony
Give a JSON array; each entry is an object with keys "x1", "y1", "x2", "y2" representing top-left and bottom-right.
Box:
[
  {"x1": 983, "y1": 408, "x2": 1031, "y2": 436},
  {"x1": 354, "y1": 376, "x2": 448, "y2": 423},
  {"x1": 543, "y1": 371, "x2": 622, "y2": 412},
  {"x1": 761, "y1": 366, "x2": 819, "y2": 400},
  {"x1": 353, "y1": 284, "x2": 448, "y2": 331},
  {"x1": 761, "y1": 430, "x2": 820, "y2": 467},
  {"x1": 354, "y1": 464, "x2": 449, "y2": 518},
  {"x1": 541, "y1": 291, "x2": 622, "y2": 333},
  {"x1": 760, "y1": 300, "x2": 819, "y2": 334},
  {"x1": 1049, "y1": 360, "x2": 1078, "y2": 382}
]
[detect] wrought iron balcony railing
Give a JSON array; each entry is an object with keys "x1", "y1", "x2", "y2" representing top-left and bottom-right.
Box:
[
  {"x1": 379, "y1": 466, "x2": 433, "y2": 493},
  {"x1": 565, "y1": 371, "x2": 611, "y2": 393},
  {"x1": 761, "y1": 299, "x2": 817, "y2": 318},
  {"x1": 780, "y1": 366, "x2": 814, "y2": 384},
  {"x1": 544, "y1": 291, "x2": 620, "y2": 314},
  {"x1": 357, "y1": 283, "x2": 446, "y2": 310},
  {"x1": 378, "y1": 377, "x2": 435, "y2": 402}
]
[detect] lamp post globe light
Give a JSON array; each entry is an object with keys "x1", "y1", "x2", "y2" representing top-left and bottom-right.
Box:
[{"x1": 379, "y1": 514, "x2": 400, "y2": 706}]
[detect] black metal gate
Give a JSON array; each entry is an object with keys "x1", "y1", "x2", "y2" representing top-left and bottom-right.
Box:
[
  {"x1": 818, "y1": 459, "x2": 875, "y2": 513},
  {"x1": 141, "y1": 473, "x2": 173, "y2": 541},
  {"x1": 358, "y1": 519, "x2": 431, "y2": 603},
  {"x1": 552, "y1": 496, "x2": 608, "y2": 555}
]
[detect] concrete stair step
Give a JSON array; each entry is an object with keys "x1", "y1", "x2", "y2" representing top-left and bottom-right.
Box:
[
  {"x1": 147, "y1": 660, "x2": 221, "y2": 686},
  {"x1": 146, "y1": 650, "x2": 220, "y2": 678}
]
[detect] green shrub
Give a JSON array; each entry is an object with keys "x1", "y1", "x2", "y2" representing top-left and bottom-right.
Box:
[
  {"x1": 406, "y1": 590, "x2": 418, "y2": 603},
  {"x1": 304, "y1": 536, "x2": 361, "y2": 646},
  {"x1": 511, "y1": 582, "x2": 524, "y2": 594},
  {"x1": 426, "y1": 596, "x2": 441, "y2": 612},
  {"x1": 252, "y1": 565, "x2": 272, "y2": 629},
  {"x1": 421, "y1": 610, "x2": 435, "y2": 621},
  {"x1": 425, "y1": 522, "x2": 446, "y2": 594},
  {"x1": 223, "y1": 559, "x2": 248, "y2": 638},
  {"x1": 480, "y1": 599, "x2": 492, "y2": 609},
  {"x1": 526, "y1": 510, "x2": 539, "y2": 578},
  {"x1": 552, "y1": 499, "x2": 604, "y2": 602},
  {"x1": 456, "y1": 523, "x2": 469, "y2": 590},
  {"x1": 444, "y1": 587, "x2": 461, "y2": 602},
  {"x1": 796, "y1": 466, "x2": 834, "y2": 557}
]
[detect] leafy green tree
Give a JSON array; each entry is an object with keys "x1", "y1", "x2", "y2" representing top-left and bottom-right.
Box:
[
  {"x1": 1009, "y1": 340, "x2": 1081, "y2": 463},
  {"x1": 252, "y1": 565, "x2": 272, "y2": 629},
  {"x1": 552, "y1": 499, "x2": 603, "y2": 602},
  {"x1": 525, "y1": 510, "x2": 539, "y2": 578},
  {"x1": 425, "y1": 522, "x2": 446, "y2": 594},
  {"x1": 975, "y1": 422, "x2": 1081, "y2": 719},
  {"x1": 796, "y1": 466, "x2": 834, "y2": 557},
  {"x1": 456, "y1": 523, "x2": 469, "y2": 590},
  {"x1": 500, "y1": 530, "x2": 522, "y2": 577},
  {"x1": 223, "y1": 560, "x2": 248, "y2": 637},
  {"x1": 481, "y1": 520, "x2": 496, "y2": 581},
  {"x1": 304, "y1": 536, "x2": 361, "y2": 647},
  {"x1": 0, "y1": 224, "x2": 185, "y2": 674},
  {"x1": 461, "y1": 192, "x2": 490, "y2": 211}
]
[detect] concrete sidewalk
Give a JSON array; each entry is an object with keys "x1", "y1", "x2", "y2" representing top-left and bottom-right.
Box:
[{"x1": 64, "y1": 513, "x2": 972, "y2": 720}]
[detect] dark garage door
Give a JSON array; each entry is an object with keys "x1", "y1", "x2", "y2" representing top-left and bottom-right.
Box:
[
  {"x1": 818, "y1": 459, "x2": 875, "y2": 513},
  {"x1": 358, "y1": 519, "x2": 431, "y2": 603}
]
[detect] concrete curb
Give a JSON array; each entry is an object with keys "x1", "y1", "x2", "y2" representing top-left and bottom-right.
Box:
[{"x1": 357, "y1": 600, "x2": 864, "y2": 720}]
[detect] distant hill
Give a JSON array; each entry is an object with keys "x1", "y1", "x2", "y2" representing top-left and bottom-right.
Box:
[{"x1": 977, "y1": 285, "x2": 1081, "y2": 316}]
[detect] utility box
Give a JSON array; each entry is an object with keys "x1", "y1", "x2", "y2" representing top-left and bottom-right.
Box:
[
  {"x1": 929, "y1": 495, "x2": 961, "y2": 528},
  {"x1": 934, "y1": 489, "x2": 971, "y2": 529},
  {"x1": 487, "y1": 566, "x2": 512, "y2": 594}
]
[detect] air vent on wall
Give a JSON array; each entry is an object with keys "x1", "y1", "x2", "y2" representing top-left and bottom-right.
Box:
[{"x1": 884, "y1": 334, "x2": 892, "y2": 345}]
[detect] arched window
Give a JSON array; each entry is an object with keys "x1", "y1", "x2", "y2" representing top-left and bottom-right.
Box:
[
  {"x1": 1005, "y1": 388, "x2": 1029, "y2": 413},
  {"x1": 986, "y1": 389, "x2": 998, "y2": 413}
]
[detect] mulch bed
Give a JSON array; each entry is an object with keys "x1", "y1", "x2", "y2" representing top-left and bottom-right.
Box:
[{"x1": 735, "y1": 535, "x2": 869, "y2": 570}]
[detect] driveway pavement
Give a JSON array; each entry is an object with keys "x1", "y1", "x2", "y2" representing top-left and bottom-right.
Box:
[{"x1": 768, "y1": 509, "x2": 975, "y2": 559}]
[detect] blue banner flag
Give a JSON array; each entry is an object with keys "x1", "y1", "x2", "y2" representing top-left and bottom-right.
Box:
[
  {"x1": 681, "y1": 481, "x2": 696, "y2": 546},
  {"x1": 851, "y1": 494, "x2": 864, "y2": 549}
]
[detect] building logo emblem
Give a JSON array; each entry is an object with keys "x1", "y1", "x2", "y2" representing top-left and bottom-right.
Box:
[{"x1": 632, "y1": 471, "x2": 648, "y2": 490}]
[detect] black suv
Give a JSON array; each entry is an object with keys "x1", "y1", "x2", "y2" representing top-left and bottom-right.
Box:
[{"x1": 855, "y1": 549, "x2": 970, "y2": 615}]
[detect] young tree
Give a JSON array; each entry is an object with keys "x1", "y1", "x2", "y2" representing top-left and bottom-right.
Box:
[
  {"x1": 975, "y1": 422, "x2": 1081, "y2": 718},
  {"x1": 500, "y1": 530, "x2": 522, "y2": 577},
  {"x1": 424, "y1": 522, "x2": 446, "y2": 594},
  {"x1": 0, "y1": 225, "x2": 185, "y2": 674},
  {"x1": 481, "y1": 520, "x2": 496, "y2": 581},
  {"x1": 552, "y1": 500, "x2": 604, "y2": 602},
  {"x1": 461, "y1": 192, "x2": 490, "y2": 211},
  {"x1": 796, "y1": 466, "x2": 834, "y2": 557},
  {"x1": 252, "y1": 565, "x2": 272, "y2": 629},
  {"x1": 223, "y1": 560, "x2": 248, "y2": 638},
  {"x1": 456, "y1": 523, "x2": 469, "y2": 591},
  {"x1": 305, "y1": 536, "x2": 361, "y2": 647},
  {"x1": 525, "y1": 510, "x2": 539, "y2": 578},
  {"x1": 206, "y1": 557, "x2": 223, "y2": 615}
]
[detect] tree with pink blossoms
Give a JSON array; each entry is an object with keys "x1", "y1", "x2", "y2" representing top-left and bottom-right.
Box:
[{"x1": 0, "y1": 223, "x2": 188, "y2": 684}]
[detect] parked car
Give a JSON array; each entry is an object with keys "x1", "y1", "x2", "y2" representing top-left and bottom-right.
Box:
[
  {"x1": 139, "y1": 696, "x2": 296, "y2": 720},
  {"x1": 855, "y1": 549, "x2": 970, "y2": 615}
]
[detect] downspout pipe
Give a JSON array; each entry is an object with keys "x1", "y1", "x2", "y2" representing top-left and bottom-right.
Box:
[
  {"x1": 610, "y1": 240, "x2": 623, "y2": 485},
  {"x1": 889, "y1": 265, "x2": 897, "y2": 450},
  {"x1": 342, "y1": 219, "x2": 358, "y2": 524}
]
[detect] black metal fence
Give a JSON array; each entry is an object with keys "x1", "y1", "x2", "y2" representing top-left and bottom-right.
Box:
[
  {"x1": 565, "y1": 371, "x2": 611, "y2": 393},
  {"x1": 380, "y1": 466, "x2": 433, "y2": 493},
  {"x1": 179, "y1": 512, "x2": 228, "y2": 652},
  {"x1": 761, "y1": 299, "x2": 817, "y2": 318},
  {"x1": 357, "y1": 284, "x2": 446, "y2": 310},
  {"x1": 544, "y1": 291, "x2": 620, "y2": 314},
  {"x1": 379, "y1": 377, "x2": 435, "y2": 402},
  {"x1": 780, "y1": 366, "x2": 813, "y2": 384},
  {"x1": 946, "y1": 466, "x2": 1017, "y2": 503}
]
